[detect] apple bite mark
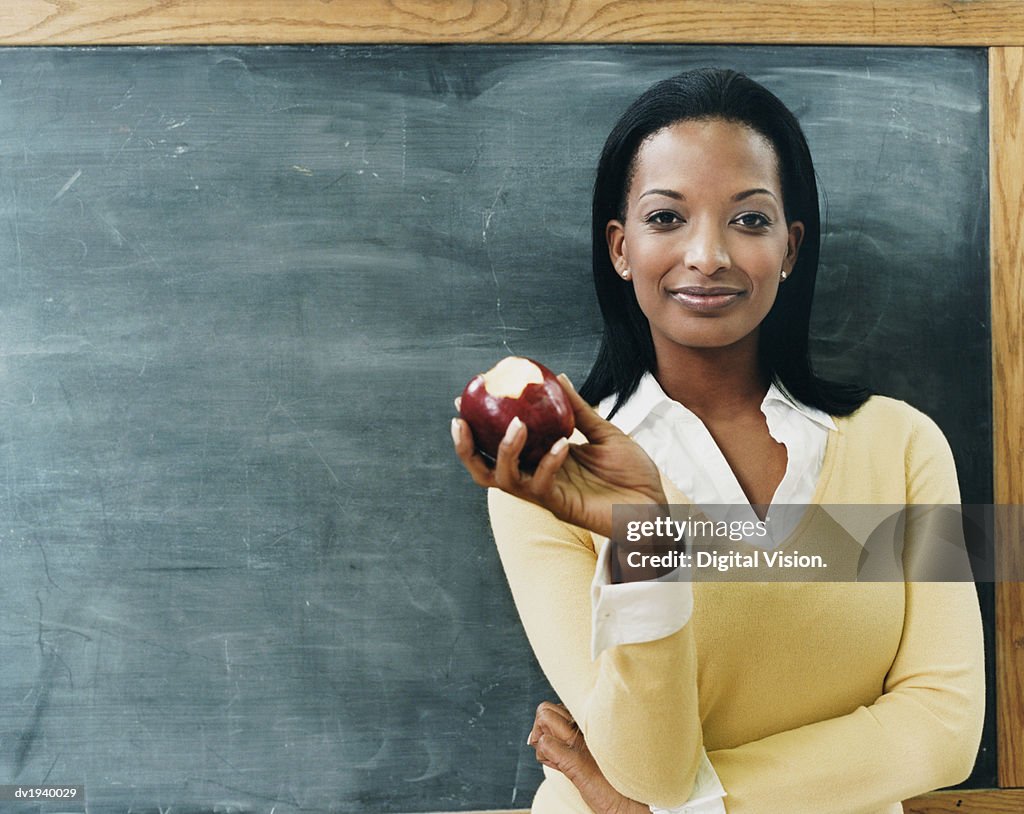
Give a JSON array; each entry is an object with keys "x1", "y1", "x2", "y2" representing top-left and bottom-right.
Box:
[
  {"x1": 459, "y1": 356, "x2": 575, "y2": 471},
  {"x1": 482, "y1": 356, "x2": 545, "y2": 398}
]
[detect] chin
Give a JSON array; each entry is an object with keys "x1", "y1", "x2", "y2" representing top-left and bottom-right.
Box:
[{"x1": 654, "y1": 323, "x2": 762, "y2": 353}]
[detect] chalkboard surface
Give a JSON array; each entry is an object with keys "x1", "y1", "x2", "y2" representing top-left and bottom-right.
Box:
[{"x1": 0, "y1": 46, "x2": 991, "y2": 812}]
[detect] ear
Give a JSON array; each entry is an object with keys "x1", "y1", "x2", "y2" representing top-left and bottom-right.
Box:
[
  {"x1": 605, "y1": 219, "x2": 628, "y2": 277},
  {"x1": 783, "y1": 220, "x2": 805, "y2": 277}
]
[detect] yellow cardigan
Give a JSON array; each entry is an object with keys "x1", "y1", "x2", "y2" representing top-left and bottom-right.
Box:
[{"x1": 488, "y1": 395, "x2": 985, "y2": 813}]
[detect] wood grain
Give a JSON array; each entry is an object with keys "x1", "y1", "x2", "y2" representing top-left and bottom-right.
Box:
[
  {"x1": 991, "y1": 45, "x2": 1024, "y2": 790},
  {"x1": 2, "y1": 0, "x2": 1024, "y2": 46},
  {"x1": 904, "y1": 789, "x2": 1024, "y2": 812}
]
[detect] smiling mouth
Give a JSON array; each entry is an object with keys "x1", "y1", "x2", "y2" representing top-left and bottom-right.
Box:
[{"x1": 669, "y1": 286, "x2": 745, "y2": 312}]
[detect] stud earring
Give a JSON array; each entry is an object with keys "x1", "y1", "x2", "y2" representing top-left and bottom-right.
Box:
[
  {"x1": 621, "y1": 268, "x2": 632, "y2": 280},
  {"x1": 780, "y1": 269, "x2": 788, "y2": 281}
]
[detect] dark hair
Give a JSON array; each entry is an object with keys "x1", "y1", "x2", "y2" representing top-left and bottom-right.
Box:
[{"x1": 578, "y1": 68, "x2": 870, "y2": 417}]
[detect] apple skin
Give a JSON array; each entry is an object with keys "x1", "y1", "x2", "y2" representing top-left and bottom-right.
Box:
[{"x1": 459, "y1": 357, "x2": 575, "y2": 470}]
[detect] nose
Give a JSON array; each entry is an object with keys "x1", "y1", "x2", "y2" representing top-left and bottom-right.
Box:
[{"x1": 683, "y1": 220, "x2": 730, "y2": 276}]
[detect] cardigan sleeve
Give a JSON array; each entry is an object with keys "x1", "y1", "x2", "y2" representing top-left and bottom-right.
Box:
[
  {"x1": 488, "y1": 486, "x2": 705, "y2": 810},
  {"x1": 706, "y1": 408, "x2": 985, "y2": 813}
]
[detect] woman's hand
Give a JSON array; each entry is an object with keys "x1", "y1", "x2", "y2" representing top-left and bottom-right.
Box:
[
  {"x1": 451, "y1": 375, "x2": 666, "y2": 538},
  {"x1": 528, "y1": 701, "x2": 648, "y2": 814}
]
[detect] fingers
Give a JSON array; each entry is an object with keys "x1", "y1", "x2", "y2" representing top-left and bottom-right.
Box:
[
  {"x1": 528, "y1": 701, "x2": 579, "y2": 748},
  {"x1": 539, "y1": 700, "x2": 575, "y2": 725},
  {"x1": 452, "y1": 409, "x2": 572, "y2": 504},
  {"x1": 494, "y1": 419, "x2": 576, "y2": 499},
  {"x1": 450, "y1": 417, "x2": 495, "y2": 488},
  {"x1": 533, "y1": 730, "x2": 579, "y2": 771},
  {"x1": 493, "y1": 416, "x2": 528, "y2": 489},
  {"x1": 557, "y1": 374, "x2": 620, "y2": 442},
  {"x1": 528, "y1": 702, "x2": 594, "y2": 778},
  {"x1": 527, "y1": 436, "x2": 571, "y2": 496}
]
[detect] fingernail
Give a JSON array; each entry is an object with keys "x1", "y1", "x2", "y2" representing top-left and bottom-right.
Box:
[
  {"x1": 454, "y1": 397, "x2": 462, "y2": 411},
  {"x1": 558, "y1": 373, "x2": 575, "y2": 390},
  {"x1": 550, "y1": 437, "x2": 569, "y2": 455},
  {"x1": 450, "y1": 417, "x2": 461, "y2": 445},
  {"x1": 503, "y1": 416, "x2": 523, "y2": 443}
]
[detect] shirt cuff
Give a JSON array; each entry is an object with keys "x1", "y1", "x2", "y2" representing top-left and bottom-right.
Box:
[
  {"x1": 590, "y1": 536, "x2": 694, "y2": 660},
  {"x1": 649, "y1": 748, "x2": 727, "y2": 813}
]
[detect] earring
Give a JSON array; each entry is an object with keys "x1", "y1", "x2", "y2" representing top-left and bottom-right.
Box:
[
  {"x1": 621, "y1": 268, "x2": 632, "y2": 280},
  {"x1": 780, "y1": 269, "x2": 788, "y2": 281}
]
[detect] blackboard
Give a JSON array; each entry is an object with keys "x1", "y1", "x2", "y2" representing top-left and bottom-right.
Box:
[{"x1": 0, "y1": 45, "x2": 992, "y2": 812}]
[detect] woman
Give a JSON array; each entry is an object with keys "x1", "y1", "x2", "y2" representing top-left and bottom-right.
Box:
[{"x1": 451, "y1": 68, "x2": 984, "y2": 814}]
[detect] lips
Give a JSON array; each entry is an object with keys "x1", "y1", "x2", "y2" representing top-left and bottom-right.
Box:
[{"x1": 669, "y1": 286, "x2": 745, "y2": 312}]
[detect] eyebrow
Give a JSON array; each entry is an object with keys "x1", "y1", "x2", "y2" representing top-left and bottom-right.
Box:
[
  {"x1": 732, "y1": 188, "x2": 778, "y2": 202},
  {"x1": 638, "y1": 188, "x2": 684, "y2": 201},
  {"x1": 637, "y1": 187, "x2": 779, "y2": 202}
]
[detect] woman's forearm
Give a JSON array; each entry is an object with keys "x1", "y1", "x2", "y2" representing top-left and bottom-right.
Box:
[{"x1": 570, "y1": 770, "x2": 650, "y2": 814}]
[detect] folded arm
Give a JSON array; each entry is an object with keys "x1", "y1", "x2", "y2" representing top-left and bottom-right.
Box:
[{"x1": 489, "y1": 487, "x2": 705, "y2": 809}]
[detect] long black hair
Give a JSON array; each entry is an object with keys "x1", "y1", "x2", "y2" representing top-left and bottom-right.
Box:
[{"x1": 578, "y1": 68, "x2": 870, "y2": 417}]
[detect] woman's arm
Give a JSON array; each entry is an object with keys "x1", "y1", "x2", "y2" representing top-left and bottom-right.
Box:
[
  {"x1": 528, "y1": 701, "x2": 649, "y2": 814},
  {"x1": 529, "y1": 701, "x2": 726, "y2": 814},
  {"x1": 489, "y1": 486, "x2": 705, "y2": 808},
  {"x1": 454, "y1": 377, "x2": 706, "y2": 807}
]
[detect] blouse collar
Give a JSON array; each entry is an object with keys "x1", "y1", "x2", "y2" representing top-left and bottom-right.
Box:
[{"x1": 598, "y1": 371, "x2": 837, "y2": 435}]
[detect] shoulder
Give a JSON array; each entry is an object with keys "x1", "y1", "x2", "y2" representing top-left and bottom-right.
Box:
[
  {"x1": 833, "y1": 395, "x2": 959, "y2": 503},
  {"x1": 835, "y1": 394, "x2": 949, "y2": 449}
]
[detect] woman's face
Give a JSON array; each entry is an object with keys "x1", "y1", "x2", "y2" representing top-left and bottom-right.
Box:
[{"x1": 606, "y1": 118, "x2": 803, "y2": 357}]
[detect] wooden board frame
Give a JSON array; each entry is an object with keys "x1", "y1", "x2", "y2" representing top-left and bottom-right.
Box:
[{"x1": 0, "y1": 2, "x2": 1020, "y2": 812}]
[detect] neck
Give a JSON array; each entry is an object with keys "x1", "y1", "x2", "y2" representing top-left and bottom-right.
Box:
[{"x1": 652, "y1": 332, "x2": 768, "y2": 420}]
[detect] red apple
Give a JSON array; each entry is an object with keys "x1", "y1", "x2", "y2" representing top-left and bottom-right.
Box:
[{"x1": 460, "y1": 356, "x2": 575, "y2": 470}]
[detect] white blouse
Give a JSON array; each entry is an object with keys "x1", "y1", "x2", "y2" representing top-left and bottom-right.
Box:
[{"x1": 590, "y1": 372, "x2": 836, "y2": 814}]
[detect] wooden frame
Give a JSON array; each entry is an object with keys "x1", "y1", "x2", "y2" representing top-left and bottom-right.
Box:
[
  {"x1": 0, "y1": 1, "x2": 1021, "y2": 46},
  {"x1": 2, "y1": 2, "x2": 1020, "y2": 812}
]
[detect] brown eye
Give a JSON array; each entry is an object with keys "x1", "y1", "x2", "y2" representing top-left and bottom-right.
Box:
[
  {"x1": 735, "y1": 212, "x2": 771, "y2": 229},
  {"x1": 645, "y1": 210, "x2": 682, "y2": 226}
]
